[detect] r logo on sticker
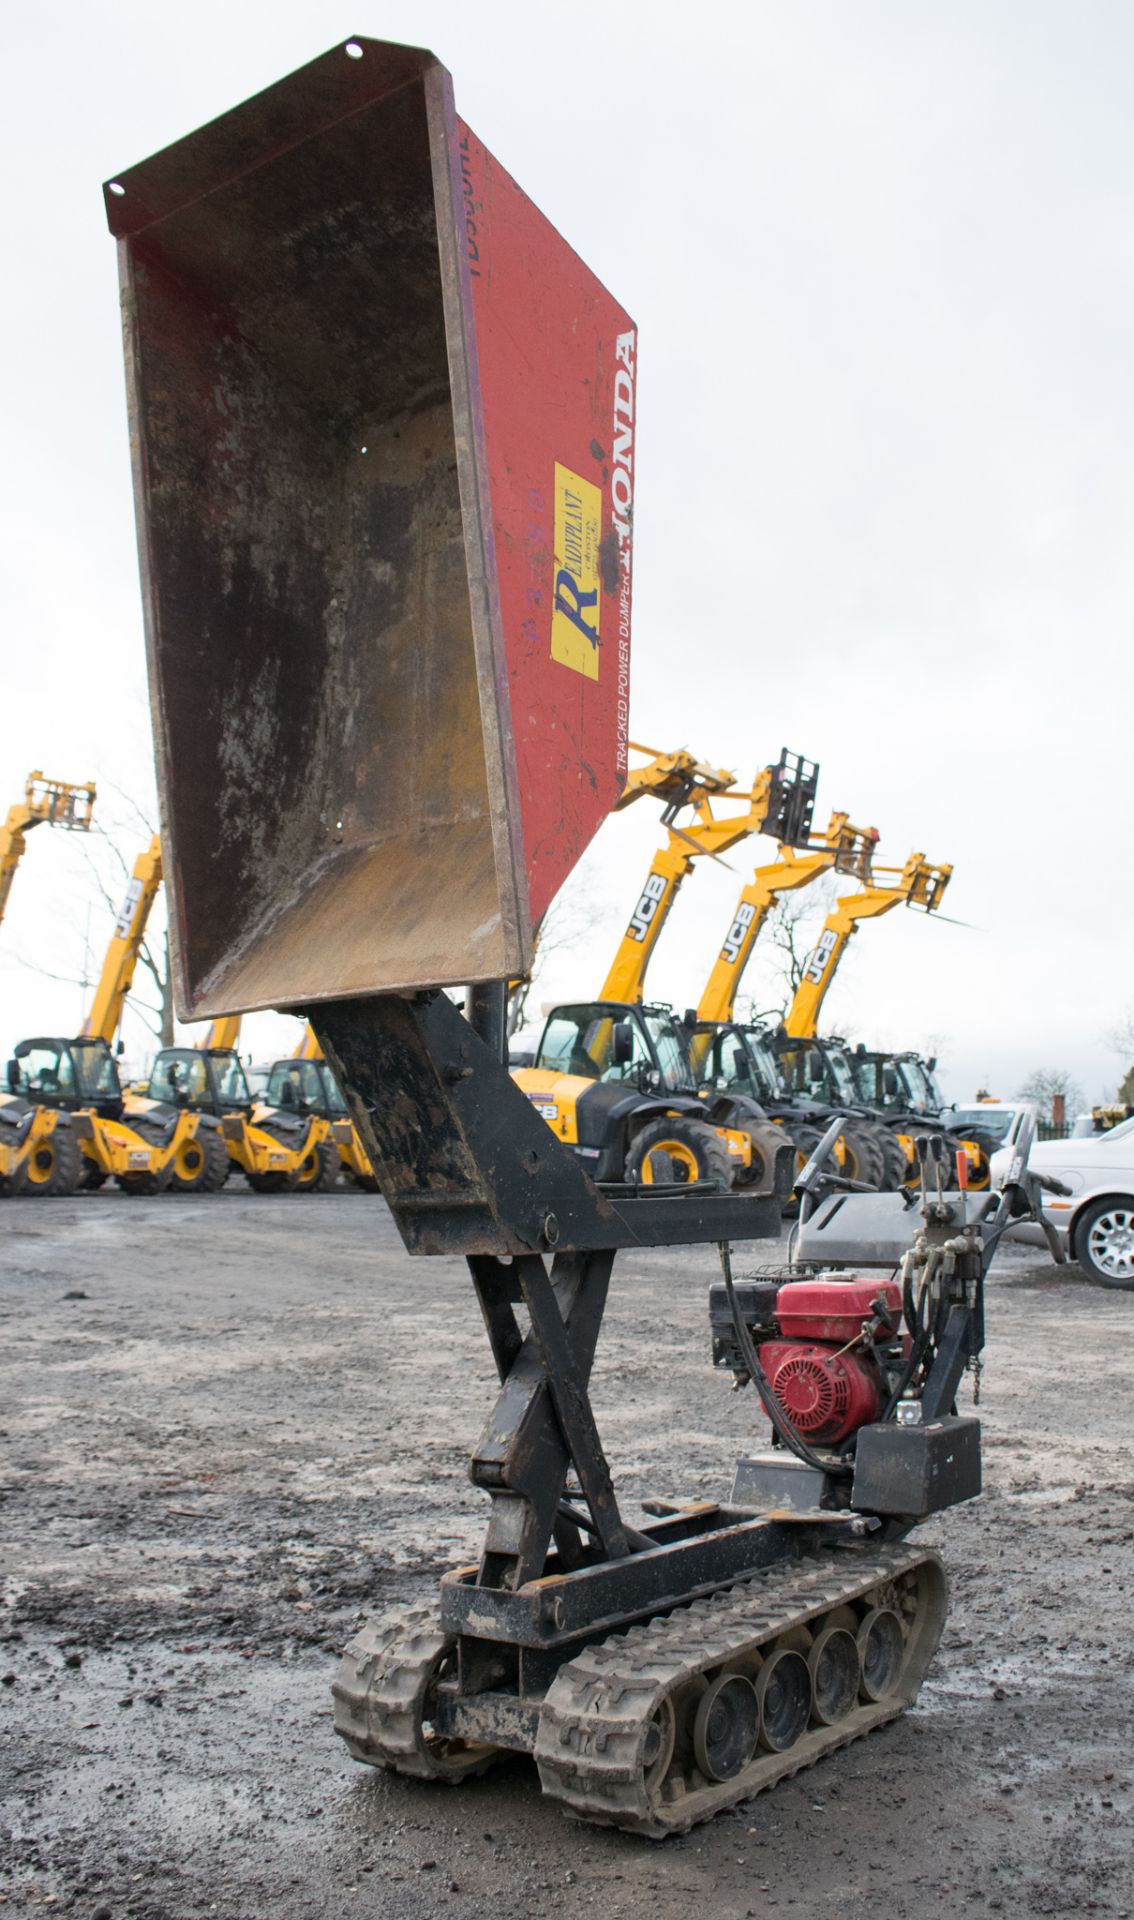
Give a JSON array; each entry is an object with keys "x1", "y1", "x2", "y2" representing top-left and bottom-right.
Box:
[{"x1": 551, "y1": 462, "x2": 602, "y2": 680}]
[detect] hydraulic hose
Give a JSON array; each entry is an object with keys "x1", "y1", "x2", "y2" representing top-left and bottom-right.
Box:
[{"x1": 718, "y1": 1241, "x2": 852, "y2": 1481}]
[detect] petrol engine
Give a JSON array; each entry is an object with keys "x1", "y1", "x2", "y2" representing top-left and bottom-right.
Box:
[{"x1": 711, "y1": 1275, "x2": 905, "y2": 1446}]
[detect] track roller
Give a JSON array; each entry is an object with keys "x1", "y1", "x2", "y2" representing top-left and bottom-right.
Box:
[{"x1": 533, "y1": 1543, "x2": 946, "y2": 1836}]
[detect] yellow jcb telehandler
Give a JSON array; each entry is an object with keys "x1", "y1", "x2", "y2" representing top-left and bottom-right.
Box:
[
  {"x1": 0, "y1": 772, "x2": 97, "y2": 1197},
  {"x1": 266, "y1": 1028, "x2": 378, "y2": 1189},
  {"x1": 7, "y1": 836, "x2": 222, "y2": 1195},
  {"x1": 683, "y1": 811, "x2": 895, "y2": 1186},
  {"x1": 514, "y1": 746, "x2": 816, "y2": 1190},
  {"x1": 140, "y1": 1013, "x2": 341, "y2": 1191},
  {"x1": 777, "y1": 852, "x2": 980, "y2": 1186}
]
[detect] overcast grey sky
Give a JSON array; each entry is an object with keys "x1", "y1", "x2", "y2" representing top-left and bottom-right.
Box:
[{"x1": 1, "y1": 0, "x2": 1130, "y2": 1100}]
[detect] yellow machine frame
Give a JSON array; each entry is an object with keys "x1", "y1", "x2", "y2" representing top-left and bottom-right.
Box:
[{"x1": 783, "y1": 853, "x2": 952, "y2": 1039}]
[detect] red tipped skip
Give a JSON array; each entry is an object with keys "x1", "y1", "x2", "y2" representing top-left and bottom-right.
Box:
[{"x1": 106, "y1": 38, "x2": 636, "y2": 1016}]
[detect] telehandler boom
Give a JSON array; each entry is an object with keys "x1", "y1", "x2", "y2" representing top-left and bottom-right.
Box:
[
  {"x1": 784, "y1": 852, "x2": 953, "y2": 1039},
  {"x1": 108, "y1": 31, "x2": 1023, "y2": 1839},
  {"x1": 0, "y1": 772, "x2": 96, "y2": 929},
  {"x1": 79, "y1": 834, "x2": 163, "y2": 1044},
  {"x1": 600, "y1": 745, "x2": 817, "y2": 1003},
  {"x1": 684, "y1": 812, "x2": 896, "y2": 1186},
  {"x1": 695, "y1": 812, "x2": 878, "y2": 1026},
  {"x1": 201, "y1": 1015, "x2": 241, "y2": 1050}
]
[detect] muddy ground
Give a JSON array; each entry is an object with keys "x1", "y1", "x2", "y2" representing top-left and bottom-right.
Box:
[{"x1": 1, "y1": 1190, "x2": 1133, "y2": 1920}]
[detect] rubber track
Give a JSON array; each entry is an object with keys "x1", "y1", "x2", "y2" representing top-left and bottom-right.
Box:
[
  {"x1": 533, "y1": 1542, "x2": 944, "y2": 1836},
  {"x1": 332, "y1": 1606, "x2": 494, "y2": 1784}
]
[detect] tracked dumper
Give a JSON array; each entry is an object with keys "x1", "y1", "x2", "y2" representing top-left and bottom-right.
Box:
[{"x1": 106, "y1": 34, "x2": 1032, "y2": 1836}]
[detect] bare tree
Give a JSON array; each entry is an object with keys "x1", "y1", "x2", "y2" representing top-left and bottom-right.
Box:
[
  {"x1": 760, "y1": 876, "x2": 839, "y2": 1017},
  {"x1": 506, "y1": 881, "x2": 612, "y2": 1037},
  {"x1": 1016, "y1": 1066, "x2": 1085, "y2": 1120},
  {"x1": 1108, "y1": 1011, "x2": 1134, "y2": 1104}
]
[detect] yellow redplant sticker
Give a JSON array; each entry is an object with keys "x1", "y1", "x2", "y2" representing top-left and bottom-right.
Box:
[{"x1": 551, "y1": 462, "x2": 602, "y2": 680}]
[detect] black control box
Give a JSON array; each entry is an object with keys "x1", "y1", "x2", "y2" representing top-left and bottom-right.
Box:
[{"x1": 851, "y1": 1415, "x2": 982, "y2": 1517}]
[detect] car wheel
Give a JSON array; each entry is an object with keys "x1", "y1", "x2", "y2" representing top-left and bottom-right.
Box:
[{"x1": 1074, "y1": 1198, "x2": 1134, "y2": 1289}]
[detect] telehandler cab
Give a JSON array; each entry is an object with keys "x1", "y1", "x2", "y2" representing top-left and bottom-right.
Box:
[
  {"x1": 272, "y1": 1029, "x2": 379, "y2": 1189},
  {"x1": 523, "y1": 997, "x2": 794, "y2": 1192},
  {"x1": 107, "y1": 30, "x2": 1043, "y2": 1837},
  {"x1": 143, "y1": 1015, "x2": 340, "y2": 1192},
  {"x1": 850, "y1": 1045, "x2": 992, "y2": 1189},
  {"x1": 7, "y1": 1035, "x2": 183, "y2": 1194}
]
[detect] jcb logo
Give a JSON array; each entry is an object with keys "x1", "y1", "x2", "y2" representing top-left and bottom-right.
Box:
[
  {"x1": 803, "y1": 928, "x2": 838, "y2": 986},
  {"x1": 628, "y1": 872, "x2": 667, "y2": 942},
  {"x1": 114, "y1": 877, "x2": 144, "y2": 940},
  {"x1": 721, "y1": 902, "x2": 756, "y2": 966}
]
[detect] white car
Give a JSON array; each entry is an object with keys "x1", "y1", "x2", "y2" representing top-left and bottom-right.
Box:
[
  {"x1": 950, "y1": 1100, "x2": 1035, "y2": 1146},
  {"x1": 989, "y1": 1114, "x2": 1134, "y2": 1288}
]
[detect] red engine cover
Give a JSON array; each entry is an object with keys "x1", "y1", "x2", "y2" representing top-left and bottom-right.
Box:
[
  {"x1": 757, "y1": 1339, "x2": 885, "y2": 1446},
  {"x1": 774, "y1": 1278, "x2": 902, "y2": 1344}
]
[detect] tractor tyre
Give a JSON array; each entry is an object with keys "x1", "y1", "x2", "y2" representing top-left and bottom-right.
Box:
[
  {"x1": 732, "y1": 1119, "x2": 790, "y2": 1193},
  {"x1": 877, "y1": 1131, "x2": 912, "y2": 1191},
  {"x1": 838, "y1": 1124, "x2": 886, "y2": 1191},
  {"x1": 624, "y1": 1117, "x2": 732, "y2": 1190},
  {"x1": 963, "y1": 1142, "x2": 992, "y2": 1192},
  {"x1": 12, "y1": 1123, "x2": 82, "y2": 1198},
  {"x1": 78, "y1": 1161, "x2": 109, "y2": 1191},
  {"x1": 294, "y1": 1136, "x2": 341, "y2": 1193},
  {"x1": 788, "y1": 1123, "x2": 827, "y2": 1176},
  {"x1": 167, "y1": 1124, "x2": 231, "y2": 1194}
]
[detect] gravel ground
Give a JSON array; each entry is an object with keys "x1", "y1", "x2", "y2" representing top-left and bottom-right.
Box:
[{"x1": 2, "y1": 1189, "x2": 1133, "y2": 1920}]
